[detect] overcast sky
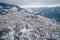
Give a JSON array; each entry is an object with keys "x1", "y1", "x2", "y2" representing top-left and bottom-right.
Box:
[{"x1": 0, "y1": 0, "x2": 60, "y2": 7}]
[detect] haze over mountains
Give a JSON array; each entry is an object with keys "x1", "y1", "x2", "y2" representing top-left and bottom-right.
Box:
[{"x1": 0, "y1": 3, "x2": 60, "y2": 22}]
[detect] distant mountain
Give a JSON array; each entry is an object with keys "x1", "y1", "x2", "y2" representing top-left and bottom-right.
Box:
[
  {"x1": 0, "y1": 3, "x2": 24, "y2": 15},
  {"x1": 0, "y1": 3, "x2": 23, "y2": 11},
  {"x1": 24, "y1": 6, "x2": 60, "y2": 22}
]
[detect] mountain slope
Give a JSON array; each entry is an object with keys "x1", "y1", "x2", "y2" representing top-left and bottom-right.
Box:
[{"x1": 0, "y1": 9, "x2": 60, "y2": 40}]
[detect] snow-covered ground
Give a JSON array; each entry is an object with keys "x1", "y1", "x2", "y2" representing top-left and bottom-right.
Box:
[{"x1": 0, "y1": 8, "x2": 60, "y2": 40}]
